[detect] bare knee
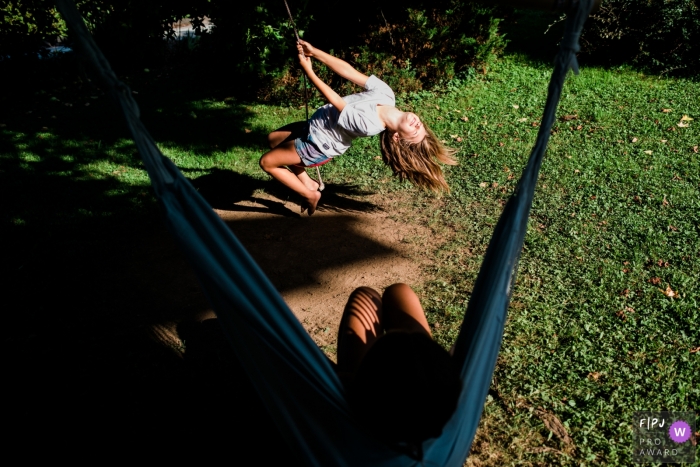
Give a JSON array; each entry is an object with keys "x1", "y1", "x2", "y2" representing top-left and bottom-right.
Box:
[
  {"x1": 259, "y1": 153, "x2": 273, "y2": 173},
  {"x1": 350, "y1": 286, "x2": 382, "y2": 303},
  {"x1": 382, "y1": 283, "x2": 414, "y2": 301}
]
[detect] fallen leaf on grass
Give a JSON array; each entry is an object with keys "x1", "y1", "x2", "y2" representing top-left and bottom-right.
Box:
[
  {"x1": 661, "y1": 108, "x2": 672, "y2": 113},
  {"x1": 677, "y1": 121, "x2": 689, "y2": 128},
  {"x1": 660, "y1": 285, "x2": 677, "y2": 298},
  {"x1": 479, "y1": 182, "x2": 488, "y2": 188},
  {"x1": 531, "y1": 121, "x2": 539, "y2": 127},
  {"x1": 680, "y1": 115, "x2": 693, "y2": 121},
  {"x1": 460, "y1": 116, "x2": 468, "y2": 122},
  {"x1": 657, "y1": 259, "x2": 669, "y2": 267},
  {"x1": 693, "y1": 146, "x2": 698, "y2": 153},
  {"x1": 631, "y1": 137, "x2": 638, "y2": 143},
  {"x1": 668, "y1": 225, "x2": 678, "y2": 231},
  {"x1": 661, "y1": 139, "x2": 667, "y2": 143},
  {"x1": 517, "y1": 117, "x2": 527, "y2": 122},
  {"x1": 512, "y1": 104, "x2": 519, "y2": 109},
  {"x1": 616, "y1": 307, "x2": 634, "y2": 320},
  {"x1": 498, "y1": 142, "x2": 504, "y2": 147},
  {"x1": 690, "y1": 346, "x2": 700, "y2": 354},
  {"x1": 649, "y1": 277, "x2": 661, "y2": 285},
  {"x1": 536, "y1": 409, "x2": 574, "y2": 447},
  {"x1": 588, "y1": 372, "x2": 602, "y2": 381},
  {"x1": 644, "y1": 150, "x2": 653, "y2": 155},
  {"x1": 561, "y1": 114, "x2": 578, "y2": 121}
]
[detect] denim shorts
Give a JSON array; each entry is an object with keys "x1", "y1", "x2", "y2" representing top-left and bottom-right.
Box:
[{"x1": 295, "y1": 129, "x2": 331, "y2": 167}]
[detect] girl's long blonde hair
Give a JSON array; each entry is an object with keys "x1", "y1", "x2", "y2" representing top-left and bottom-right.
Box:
[{"x1": 380, "y1": 126, "x2": 458, "y2": 192}]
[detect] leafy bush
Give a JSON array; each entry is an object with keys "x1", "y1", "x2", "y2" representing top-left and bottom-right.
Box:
[
  {"x1": 2, "y1": 0, "x2": 508, "y2": 99},
  {"x1": 260, "y1": 1, "x2": 508, "y2": 103},
  {"x1": 1, "y1": 3, "x2": 68, "y2": 57},
  {"x1": 581, "y1": 0, "x2": 700, "y2": 75}
]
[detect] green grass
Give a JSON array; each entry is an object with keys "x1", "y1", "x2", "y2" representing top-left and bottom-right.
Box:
[
  {"x1": 2, "y1": 54, "x2": 698, "y2": 465},
  {"x1": 413, "y1": 56, "x2": 700, "y2": 465}
]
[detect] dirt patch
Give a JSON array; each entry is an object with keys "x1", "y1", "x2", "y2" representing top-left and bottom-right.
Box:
[{"x1": 213, "y1": 192, "x2": 433, "y2": 353}]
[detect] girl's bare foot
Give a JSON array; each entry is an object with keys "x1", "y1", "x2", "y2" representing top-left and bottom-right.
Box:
[
  {"x1": 301, "y1": 190, "x2": 322, "y2": 216},
  {"x1": 295, "y1": 170, "x2": 320, "y2": 192},
  {"x1": 303, "y1": 178, "x2": 320, "y2": 192}
]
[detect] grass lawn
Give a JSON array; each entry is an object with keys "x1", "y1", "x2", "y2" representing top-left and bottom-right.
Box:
[{"x1": 2, "y1": 47, "x2": 698, "y2": 464}]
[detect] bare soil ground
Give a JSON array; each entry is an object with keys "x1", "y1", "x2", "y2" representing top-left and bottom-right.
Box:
[{"x1": 163, "y1": 190, "x2": 435, "y2": 357}]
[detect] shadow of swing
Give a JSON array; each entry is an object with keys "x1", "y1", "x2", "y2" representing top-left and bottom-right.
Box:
[{"x1": 189, "y1": 167, "x2": 382, "y2": 216}]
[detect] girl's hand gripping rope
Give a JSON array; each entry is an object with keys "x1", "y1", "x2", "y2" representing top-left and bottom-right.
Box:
[{"x1": 297, "y1": 40, "x2": 316, "y2": 59}]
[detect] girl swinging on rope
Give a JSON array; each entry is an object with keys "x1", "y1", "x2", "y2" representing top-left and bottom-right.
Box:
[{"x1": 259, "y1": 40, "x2": 457, "y2": 216}]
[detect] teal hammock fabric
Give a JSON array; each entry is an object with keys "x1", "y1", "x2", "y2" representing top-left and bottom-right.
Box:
[{"x1": 55, "y1": 1, "x2": 594, "y2": 465}]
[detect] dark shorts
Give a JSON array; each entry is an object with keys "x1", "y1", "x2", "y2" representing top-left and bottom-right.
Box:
[{"x1": 295, "y1": 125, "x2": 331, "y2": 167}]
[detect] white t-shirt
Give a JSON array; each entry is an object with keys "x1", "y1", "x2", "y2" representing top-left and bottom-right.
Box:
[{"x1": 308, "y1": 75, "x2": 395, "y2": 157}]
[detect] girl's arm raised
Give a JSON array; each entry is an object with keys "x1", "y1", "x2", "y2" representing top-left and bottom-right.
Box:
[
  {"x1": 298, "y1": 47, "x2": 347, "y2": 112},
  {"x1": 298, "y1": 40, "x2": 369, "y2": 87}
]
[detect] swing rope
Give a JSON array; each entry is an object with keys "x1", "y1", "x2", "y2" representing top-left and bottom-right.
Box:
[{"x1": 283, "y1": 0, "x2": 325, "y2": 191}]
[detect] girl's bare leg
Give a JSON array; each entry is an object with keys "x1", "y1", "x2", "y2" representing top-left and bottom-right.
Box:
[
  {"x1": 290, "y1": 164, "x2": 320, "y2": 191},
  {"x1": 381, "y1": 283, "x2": 431, "y2": 337},
  {"x1": 259, "y1": 141, "x2": 321, "y2": 215},
  {"x1": 267, "y1": 123, "x2": 320, "y2": 194},
  {"x1": 337, "y1": 287, "x2": 384, "y2": 376}
]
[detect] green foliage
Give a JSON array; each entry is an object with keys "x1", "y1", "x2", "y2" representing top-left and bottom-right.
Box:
[
  {"x1": 202, "y1": 1, "x2": 309, "y2": 76},
  {"x1": 581, "y1": 0, "x2": 700, "y2": 75},
  {"x1": 1, "y1": 2, "x2": 67, "y2": 56},
  {"x1": 316, "y1": 1, "x2": 508, "y2": 88},
  {"x1": 260, "y1": 1, "x2": 508, "y2": 103}
]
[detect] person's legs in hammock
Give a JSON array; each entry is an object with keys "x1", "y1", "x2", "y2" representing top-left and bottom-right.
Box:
[
  {"x1": 338, "y1": 283, "x2": 460, "y2": 445},
  {"x1": 336, "y1": 283, "x2": 431, "y2": 376}
]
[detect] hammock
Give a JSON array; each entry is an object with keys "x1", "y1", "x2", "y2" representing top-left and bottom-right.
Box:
[{"x1": 55, "y1": 1, "x2": 595, "y2": 464}]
